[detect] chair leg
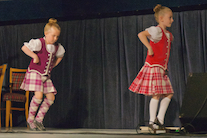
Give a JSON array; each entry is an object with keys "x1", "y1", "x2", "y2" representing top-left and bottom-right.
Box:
[
  {"x1": 25, "y1": 91, "x2": 29, "y2": 128},
  {"x1": 0, "y1": 108, "x2": 1, "y2": 128},
  {"x1": 9, "y1": 112, "x2": 12, "y2": 127},
  {"x1": 25, "y1": 103, "x2": 29, "y2": 128},
  {"x1": 5, "y1": 100, "x2": 11, "y2": 128}
]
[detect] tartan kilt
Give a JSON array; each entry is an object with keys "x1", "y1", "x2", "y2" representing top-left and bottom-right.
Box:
[
  {"x1": 20, "y1": 71, "x2": 57, "y2": 95},
  {"x1": 129, "y1": 63, "x2": 174, "y2": 95}
]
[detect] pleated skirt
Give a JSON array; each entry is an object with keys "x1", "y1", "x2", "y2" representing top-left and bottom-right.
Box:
[{"x1": 129, "y1": 63, "x2": 174, "y2": 95}]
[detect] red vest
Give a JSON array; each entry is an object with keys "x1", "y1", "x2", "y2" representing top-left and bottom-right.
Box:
[
  {"x1": 28, "y1": 38, "x2": 59, "y2": 76},
  {"x1": 145, "y1": 27, "x2": 173, "y2": 70}
]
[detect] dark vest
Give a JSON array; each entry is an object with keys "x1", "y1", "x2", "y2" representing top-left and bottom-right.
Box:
[{"x1": 28, "y1": 38, "x2": 59, "y2": 76}]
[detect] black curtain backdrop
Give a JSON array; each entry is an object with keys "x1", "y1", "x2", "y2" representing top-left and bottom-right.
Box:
[{"x1": 0, "y1": 9, "x2": 207, "y2": 128}]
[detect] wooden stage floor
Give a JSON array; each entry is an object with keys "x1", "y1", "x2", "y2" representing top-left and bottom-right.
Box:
[{"x1": 0, "y1": 127, "x2": 207, "y2": 138}]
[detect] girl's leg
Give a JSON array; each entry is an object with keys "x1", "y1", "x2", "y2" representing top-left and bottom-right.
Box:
[
  {"x1": 149, "y1": 97, "x2": 159, "y2": 124},
  {"x1": 35, "y1": 93, "x2": 55, "y2": 130},
  {"x1": 157, "y1": 93, "x2": 173, "y2": 125},
  {"x1": 27, "y1": 91, "x2": 43, "y2": 130},
  {"x1": 149, "y1": 95, "x2": 161, "y2": 128}
]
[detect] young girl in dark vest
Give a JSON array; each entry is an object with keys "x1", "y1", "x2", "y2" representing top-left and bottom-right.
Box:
[
  {"x1": 129, "y1": 4, "x2": 174, "y2": 131},
  {"x1": 21, "y1": 18, "x2": 65, "y2": 131}
]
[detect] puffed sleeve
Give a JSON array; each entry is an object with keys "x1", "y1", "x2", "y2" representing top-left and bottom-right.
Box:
[
  {"x1": 24, "y1": 39, "x2": 42, "y2": 51},
  {"x1": 56, "y1": 44, "x2": 65, "y2": 58},
  {"x1": 145, "y1": 26, "x2": 162, "y2": 43}
]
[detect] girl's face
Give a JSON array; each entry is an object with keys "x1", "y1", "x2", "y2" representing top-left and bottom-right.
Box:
[
  {"x1": 160, "y1": 11, "x2": 174, "y2": 28},
  {"x1": 44, "y1": 26, "x2": 60, "y2": 44}
]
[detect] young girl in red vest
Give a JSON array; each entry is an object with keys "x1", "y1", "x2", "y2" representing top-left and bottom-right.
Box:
[
  {"x1": 129, "y1": 4, "x2": 174, "y2": 131},
  {"x1": 20, "y1": 18, "x2": 65, "y2": 131}
]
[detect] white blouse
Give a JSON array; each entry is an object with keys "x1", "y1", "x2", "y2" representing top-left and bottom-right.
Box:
[
  {"x1": 145, "y1": 26, "x2": 171, "y2": 43},
  {"x1": 24, "y1": 38, "x2": 65, "y2": 58}
]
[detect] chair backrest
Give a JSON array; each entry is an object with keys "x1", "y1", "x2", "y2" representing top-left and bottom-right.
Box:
[
  {"x1": 9, "y1": 68, "x2": 27, "y2": 92},
  {"x1": 0, "y1": 64, "x2": 7, "y2": 98}
]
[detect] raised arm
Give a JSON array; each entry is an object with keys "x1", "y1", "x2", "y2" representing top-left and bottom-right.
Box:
[
  {"x1": 53, "y1": 57, "x2": 63, "y2": 68},
  {"x1": 21, "y1": 45, "x2": 39, "y2": 63},
  {"x1": 138, "y1": 30, "x2": 154, "y2": 56}
]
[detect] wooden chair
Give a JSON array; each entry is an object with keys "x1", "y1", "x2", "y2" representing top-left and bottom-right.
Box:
[
  {"x1": 3, "y1": 68, "x2": 29, "y2": 128},
  {"x1": 0, "y1": 64, "x2": 7, "y2": 127}
]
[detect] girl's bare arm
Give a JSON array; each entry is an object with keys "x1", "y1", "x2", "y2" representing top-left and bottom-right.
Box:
[
  {"x1": 138, "y1": 30, "x2": 154, "y2": 55},
  {"x1": 21, "y1": 45, "x2": 39, "y2": 63},
  {"x1": 53, "y1": 57, "x2": 63, "y2": 68}
]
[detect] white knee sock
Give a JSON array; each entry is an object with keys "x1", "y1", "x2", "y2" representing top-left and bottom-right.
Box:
[
  {"x1": 157, "y1": 97, "x2": 171, "y2": 125},
  {"x1": 149, "y1": 98, "x2": 159, "y2": 124}
]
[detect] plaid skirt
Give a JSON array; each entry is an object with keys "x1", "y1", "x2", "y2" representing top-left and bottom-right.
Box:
[
  {"x1": 20, "y1": 71, "x2": 57, "y2": 95},
  {"x1": 129, "y1": 63, "x2": 174, "y2": 95}
]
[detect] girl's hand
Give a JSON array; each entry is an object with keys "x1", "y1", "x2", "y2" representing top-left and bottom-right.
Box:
[
  {"x1": 148, "y1": 47, "x2": 154, "y2": 56},
  {"x1": 164, "y1": 69, "x2": 168, "y2": 76},
  {"x1": 21, "y1": 46, "x2": 40, "y2": 63},
  {"x1": 33, "y1": 55, "x2": 39, "y2": 63}
]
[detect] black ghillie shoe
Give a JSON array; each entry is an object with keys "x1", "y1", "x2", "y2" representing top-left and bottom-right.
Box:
[
  {"x1": 154, "y1": 117, "x2": 165, "y2": 129},
  {"x1": 148, "y1": 124, "x2": 156, "y2": 133},
  {"x1": 34, "y1": 119, "x2": 46, "y2": 131},
  {"x1": 27, "y1": 122, "x2": 37, "y2": 131}
]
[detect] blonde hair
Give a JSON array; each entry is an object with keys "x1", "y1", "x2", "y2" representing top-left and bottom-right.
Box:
[
  {"x1": 153, "y1": 4, "x2": 172, "y2": 23},
  {"x1": 44, "y1": 18, "x2": 61, "y2": 33}
]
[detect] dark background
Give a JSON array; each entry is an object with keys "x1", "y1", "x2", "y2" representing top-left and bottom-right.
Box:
[
  {"x1": 0, "y1": 0, "x2": 207, "y2": 22},
  {"x1": 0, "y1": 0, "x2": 207, "y2": 129}
]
